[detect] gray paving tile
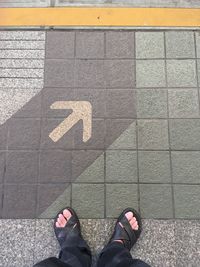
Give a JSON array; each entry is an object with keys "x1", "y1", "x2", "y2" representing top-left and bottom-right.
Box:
[
  {"x1": 104, "y1": 60, "x2": 135, "y2": 88},
  {"x1": 175, "y1": 220, "x2": 200, "y2": 266},
  {"x1": 167, "y1": 60, "x2": 197, "y2": 87},
  {"x1": 133, "y1": 220, "x2": 176, "y2": 267},
  {"x1": 5, "y1": 151, "x2": 38, "y2": 184},
  {"x1": 140, "y1": 184, "x2": 173, "y2": 219},
  {"x1": 0, "y1": 59, "x2": 44, "y2": 68},
  {"x1": 106, "y1": 150, "x2": 137, "y2": 183},
  {"x1": 40, "y1": 118, "x2": 74, "y2": 149},
  {"x1": 74, "y1": 119, "x2": 105, "y2": 149},
  {"x1": 106, "y1": 184, "x2": 138, "y2": 218},
  {"x1": 198, "y1": 60, "x2": 200, "y2": 85},
  {"x1": 0, "y1": 185, "x2": 2, "y2": 218},
  {"x1": 0, "y1": 124, "x2": 7, "y2": 150},
  {"x1": 39, "y1": 150, "x2": 71, "y2": 183},
  {"x1": 135, "y1": 32, "x2": 164, "y2": 59},
  {"x1": 106, "y1": 89, "x2": 136, "y2": 118},
  {"x1": 172, "y1": 151, "x2": 200, "y2": 184},
  {"x1": 136, "y1": 89, "x2": 167, "y2": 118},
  {"x1": 3, "y1": 184, "x2": 37, "y2": 219},
  {"x1": 0, "y1": 40, "x2": 45, "y2": 49},
  {"x1": 44, "y1": 59, "x2": 75, "y2": 87},
  {"x1": 76, "y1": 31, "x2": 104, "y2": 59},
  {"x1": 106, "y1": 31, "x2": 135, "y2": 58},
  {"x1": 137, "y1": 119, "x2": 169, "y2": 150},
  {"x1": 75, "y1": 59, "x2": 105, "y2": 88},
  {"x1": 34, "y1": 219, "x2": 59, "y2": 264},
  {"x1": 72, "y1": 184, "x2": 104, "y2": 218},
  {"x1": 74, "y1": 89, "x2": 106, "y2": 118},
  {"x1": 0, "y1": 31, "x2": 45, "y2": 40},
  {"x1": 0, "y1": 68, "x2": 43, "y2": 78},
  {"x1": 174, "y1": 185, "x2": 200, "y2": 219},
  {"x1": 8, "y1": 118, "x2": 40, "y2": 150},
  {"x1": 0, "y1": 0, "x2": 50, "y2": 7},
  {"x1": 37, "y1": 184, "x2": 70, "y2": 217},
  {"x1": 46, "y1": 31, "x2": 75, "y2": 59},
  {"x1": 138, "y1": 151, "x2": 171, "y2": 183},
  {"x1": 196, "y1": 32, "x2": 200, "y2": 58},
  {"x1": 0, "y1": 49, "x2": 45, "y2": 59},
  {"x1": 169, "y1": 119, "x2": 200, "y2": 150},
  {"x1": 42, "y1": 88, "x2": 75, "y2": 118},
  {"x1": 166, "y1": 31, "x2": 195, "y2": 58},
  {"x1": 72, "y1": 150, "x2": 103, "y2": 181},
  {"x1": 0, "y1": 78, "x2": 43, "y2": 89},
  {"x1": 168, "y1": 89, "x2": 199, "y2": 118},
  {"x1": 107, "y1": 121, "x2": 136, "y2": 149},
  {"x1": 0, "y1": 220, "x2": 35, "y2": 266},
  {"x1": 136, "y1": 60, "x2": 166, "y2": 88},
  {"x1": 0, "y1": 152, "x2": 5, "y2": 184}
]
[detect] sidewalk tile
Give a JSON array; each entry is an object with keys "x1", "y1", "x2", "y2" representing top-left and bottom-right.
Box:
[
  {"x1": 76, "y1": 32, "x2": 104, "y2": 59},
  {"x1": 106, "y1": 150, "x2": 137, "y2": 183},
  {"x1": 196, "y1": 32, "x2": 200, "y2": 58},
  {"x1": 0, "y1": 152, "x2": 5, "y2": 184},
  {"x1": 166, "y1": 31, "x2": 195, "y2": 58},
  {"x1": 46, "y1": 31, "x2": 75, "y2": 59},
  {"x1": 106, "y1": 31, "x2": 135, "y2": 58},
  {"x1": 72, "y1": 184, "x2": 104, "y2": 218},
  {"x1": 136, "y1": 32, "x2": 164, "y2": 58},
  {"x1": 167, "y1": 60, "x2": 197, "y2": 87},
  {"x1": 140, "y1": 184, "x2": 173, "y2": 219},
  {"x1": 106, "y1": 184, "x2": 138, "y2": 218},
  {"x1": 137, "y1": 120, "x2": 169, "y2": 150},
  {"x1": 137, "y1": 89, "x2": 167, "y2": 118},
  {"x1": 172, "y1": 151, "x2": 200, "y2": 184},
  {"x1": 174, "y1": 185, "x2": 200, "y2": 219},
  {"x1": 0, "y1": 124, "x2": 7, "y2": 149},
  {"x1": 136, "y1": 60, "x2": 166, "y2": 87},
  {"x1": 169, "y1": 119, "x2": 200, "y2": 150},
  {"x1": 138, "y1": 151, "x2": 171, "y2": 183},
  {"x1": 168, "y1": 89, "x2": 199, "y2": 118}
]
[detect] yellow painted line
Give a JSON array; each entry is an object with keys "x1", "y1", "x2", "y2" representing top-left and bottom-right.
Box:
[{"x1": 0, "y1": 7, "x2": 200, "y2": 27}]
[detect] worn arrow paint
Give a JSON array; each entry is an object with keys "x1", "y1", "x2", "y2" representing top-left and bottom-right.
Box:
[{"x1": 49, "y1": 101, "x2": 92, "y2": 143}]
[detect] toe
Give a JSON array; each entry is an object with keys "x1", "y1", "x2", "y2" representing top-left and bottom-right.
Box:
[
  {"x1": 132, "y1": 221, "x2": 138, "y2": 230},
  {"x1": 58, "y1": 214, "x2": 67, "y2": 227},
  {"x1": 63, "y1": 209, "x2": 72, "y2": 220},
  {"x1": 125, "y1": 211, "x2": 133, "y2": 221},
  {"x1": 56, "y1": 221, "x2": 60, "y2": 228}
]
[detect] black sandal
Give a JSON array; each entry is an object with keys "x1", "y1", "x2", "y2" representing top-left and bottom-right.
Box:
[
  {"x1": 54, "y1": 207, "x2": 82, "y2": 248},
  {"x1": 109, "y1": 208, "x2": 142, "y2": 250}
]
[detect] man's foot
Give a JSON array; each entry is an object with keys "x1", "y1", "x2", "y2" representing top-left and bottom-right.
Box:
[
  {"x1": 114, "y1": 211, "x2": 138, "y2": 244},
  {"x1": 55, "y1": 209, "x2": 73, "y2": 228}
]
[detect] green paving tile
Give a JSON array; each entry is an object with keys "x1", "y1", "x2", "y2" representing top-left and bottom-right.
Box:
[
  {"x1": 169, "y1": 119, "x2": 200, "y2": 150},
  {"x1": 136, "y1": 32, "x2": 164, "y2": 59},
  {"x1": 174, "y1": 185, "x2": 200, "y2": 219},
  {"x1": 136, "y1": 60, "x2": 166, "y2": 88},
  {"x1": 140, "y1": 184, "x2": 173, "y2": 219},
  {"x1": 106, "y1": 150, "x2": 137, "y2": 183},
  {"x1": 166, "y1": 31, "x2": 195, "y2": 58},
  {"x1": 168, "y1": 89, "x2": 199, "y2": 118},
  {"x1": 72, "y1": 184, "x2": 104, "y2": 218},
  {"x1": 138, "y1": 151, "x2": 171, "y2": 183},
  {"x1": 106, "y1": 184, "x2": 138, "y2": 218},
  {"x1": 172, "y1": 152, "x2": 200, "y2": 184},
  {"x1": 137, "y1": 119, "x2": 169, "y2": 150},
  {"x1": 166, "y1": 60, "x2": 197, "y2": 87},
  {"x1": 108, "y1": 121, "x2": 136, "y2": 149},
  {"x1": 136, "y1": 89, "x2": 167, "y2": 118}
]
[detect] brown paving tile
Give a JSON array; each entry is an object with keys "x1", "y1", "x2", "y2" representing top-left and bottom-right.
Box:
[
  {"x1": 8, "y1": 118, "x2": 40, "y2": 150},
  {"x1": 44, "y1": 59, "x2": 75, "y2": 87},
  {"x1": 46, "y1": 31, "x2": 75, "y2": 59},
  {"x1": 5, "y1": 151, "x2": 38, "y2": 184},
  {"x1": 39, "y1": 150, "x2": 71, "y2": 183},
  {"x1": 106, "y1": 89, "x2": 136, "y2": 118},
  {"x1": 42, "y1": 88, "x2": 75, "y2": 118},
  {"x1": 40, "y1": 118, "x2": 74, "y2": 149},
  {"x1": 72, "y1": 150, "x2": 103, "y2": 179},
  {"x1": 36, "y1": 183, "x2": 70, "y2": 216},
  {"x1": 3, "y1": 184, "x2": 37, "y2": 219}
]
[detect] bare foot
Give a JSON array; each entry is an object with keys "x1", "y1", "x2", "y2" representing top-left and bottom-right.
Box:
[
  {"x1": 55, "y1": 209, "x2": 72, "y2": 228},
  {"x1": 114, "y1": 211, "x2": 138, "y2": 244}
]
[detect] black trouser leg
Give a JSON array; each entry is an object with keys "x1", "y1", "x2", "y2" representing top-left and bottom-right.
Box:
[
  {"x1": 34, "y1": 235, "x2": 92, "y2": 267},
  {"x1": 97, "y1": 242, "x2": 151, "y2": 267}
]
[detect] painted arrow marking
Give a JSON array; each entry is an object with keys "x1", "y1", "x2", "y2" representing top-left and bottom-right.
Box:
[{"x1": 49, "y1": 101, "x2": 92, "y2": 143}]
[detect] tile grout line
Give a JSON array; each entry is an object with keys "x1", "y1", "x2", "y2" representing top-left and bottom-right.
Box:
[{"x1": 164, "y1": 31, "x2": 176, "y2": 219}]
